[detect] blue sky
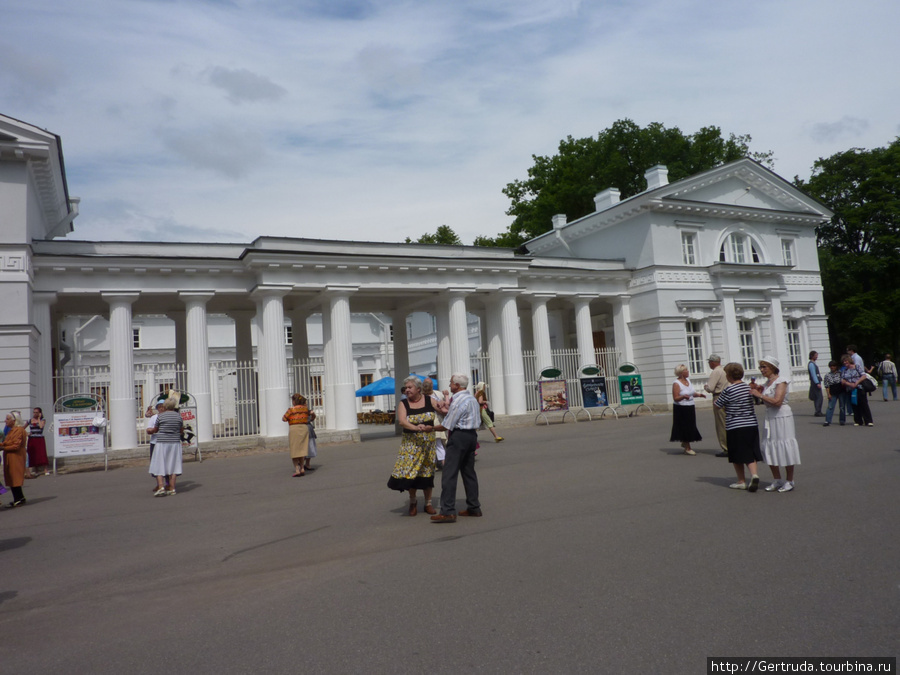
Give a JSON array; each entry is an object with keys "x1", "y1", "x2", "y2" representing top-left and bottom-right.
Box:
[{"x1": 3, "y1": 0, "x2": 898, "y2": 244}]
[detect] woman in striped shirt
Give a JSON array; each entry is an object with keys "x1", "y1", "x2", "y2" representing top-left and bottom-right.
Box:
[
  {"x1": 147, "y1": 398, "x2": 184, "y2": 496},
  {"x1": 715, "y1": 363, "x2": 763, "y2": 491}
]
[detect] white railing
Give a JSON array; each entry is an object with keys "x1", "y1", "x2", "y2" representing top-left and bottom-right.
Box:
[{"x1": 523, "y1": 347, "x2": 621, "y2": 411}]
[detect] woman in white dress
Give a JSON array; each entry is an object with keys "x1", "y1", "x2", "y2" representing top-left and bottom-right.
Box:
[{"x1": 750, "y1": 356, "x2": 801, "y2": 492}]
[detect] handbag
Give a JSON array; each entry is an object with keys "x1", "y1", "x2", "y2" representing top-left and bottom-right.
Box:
[{"x1": 859, "y1": 376, "x2": 876, "y2": 393}]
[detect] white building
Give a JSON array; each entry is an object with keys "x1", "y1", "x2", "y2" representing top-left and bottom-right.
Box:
[{"x1": 1, "y1": 114, "x2": 832, "y2": 455}]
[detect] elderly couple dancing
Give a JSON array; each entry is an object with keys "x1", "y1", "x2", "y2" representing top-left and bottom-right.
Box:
[{"x1": 387, "y1": 372, "x2": 483, "y2": 523}]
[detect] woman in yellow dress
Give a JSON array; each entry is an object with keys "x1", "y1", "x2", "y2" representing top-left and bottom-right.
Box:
[{"x1": 387, "y1": 376, "x2": 437, "y2": 516}]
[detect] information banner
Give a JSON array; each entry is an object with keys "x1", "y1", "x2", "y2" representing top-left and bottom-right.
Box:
[
  {"x1": 539, "y1": 379, "x2": 569, "y2": 412},
  {"x1": 179, "y1": 406, "x2": 198, "y2": 449},
  {"x1": 580, "y1": 376, "x2": 608, "y2": 408},
  {"x1": 54, "y1": 412, "x2": 105, "y2": 456},
  {"x1": 618, "y1": 374, "x2": 645, "y2": 405}
]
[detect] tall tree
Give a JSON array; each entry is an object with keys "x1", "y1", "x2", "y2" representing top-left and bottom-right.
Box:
[
  {"x1": 795, "y1": 138, "x2": 900, "y2": 361},
  {"x1": 479, "y1": 119, "x2": 772, "y2": 247}
]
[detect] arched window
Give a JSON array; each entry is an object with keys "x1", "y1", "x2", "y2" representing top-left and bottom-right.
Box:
[{"x1": 718, "y1": 233, "x2": 761, "y2": 264}]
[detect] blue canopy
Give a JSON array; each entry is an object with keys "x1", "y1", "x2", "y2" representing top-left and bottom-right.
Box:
[{"x1": 355, "y1": 374, "x2": 435, "y2": 397}]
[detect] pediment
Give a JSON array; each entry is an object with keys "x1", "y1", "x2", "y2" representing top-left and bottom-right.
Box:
[{"x1": 659, "y1": 159, "x2": 829, "y2": 217}]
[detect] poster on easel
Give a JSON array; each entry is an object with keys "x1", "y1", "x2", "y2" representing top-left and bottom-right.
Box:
[
  {"x1": 580, "y1": 376, "x2": 608, "y2": 408},
  {"x1": 618, "y1": 374, "x2": 645, "y2": 405},
  {"x1": 54, "y1": 412, "x2": 105, "y2": 456},
  {"x1": 539, "y1": 379, "x2": 569, "y2": 412}
]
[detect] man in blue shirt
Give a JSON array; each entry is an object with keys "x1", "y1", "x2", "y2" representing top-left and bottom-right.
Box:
[
  {"x1": 808, "y1": 351, "x2": 823, "y2": 417},
  {"x1": 431, "y1": 372, "x2": 482, "y2": 522}
]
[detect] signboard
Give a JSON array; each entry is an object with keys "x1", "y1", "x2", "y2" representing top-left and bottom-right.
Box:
[
  {"x1": 179, "y1": 406, "x2": 198, "y2": 449},
  {"x1": 580, "y1": 376, "x2": 608, "y2": 408},
  {"x1": 60, "y1": 395, "x2": 100, "y2": 410},
  {"x1": 618, "y1": 374, "x2": 645, "y2": 405},
  {"x1": 54, "y1": 412, "x2": 105, "y2": 456},
  {"x1": 539, "y1": 379, "x2": 569, "y2": 412}
]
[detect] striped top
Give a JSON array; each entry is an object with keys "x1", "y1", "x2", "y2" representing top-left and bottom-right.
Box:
[
  {"x1": 442, "y1": 389, "x2": 481, "y2": 431},
  {"x1": 714, "y1": 382, "x2": 759, "y2": 430},
  {"x1": 155, "y1": 410, "x2": 184, "y2": 443}
]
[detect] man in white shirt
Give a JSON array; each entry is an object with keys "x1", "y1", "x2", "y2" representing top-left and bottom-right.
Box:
[{"x1": 431, "y1": 372, "x2": 482, "y2": 522}]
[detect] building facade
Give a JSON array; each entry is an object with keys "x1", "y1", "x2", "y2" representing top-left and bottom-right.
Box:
[{"x1": 1, "y1": 114, "x2": 832, "y2": 455}]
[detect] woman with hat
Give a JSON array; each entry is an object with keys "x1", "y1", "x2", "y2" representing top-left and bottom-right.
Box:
[{"x1": 750, "y1": 356, "x2": 801, "y2": 492}]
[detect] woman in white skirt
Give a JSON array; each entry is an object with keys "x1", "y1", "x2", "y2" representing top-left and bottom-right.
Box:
[
  {"x1": 750, "y1": 356, "x2": 801, "y2": 492},
  {"x1": 147, "y1": 398, "x2": 183, "y2": 496}
]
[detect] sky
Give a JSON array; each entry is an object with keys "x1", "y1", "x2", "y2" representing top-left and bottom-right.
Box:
[{"x1": 3, "y1": 0, "x2": 898, "y2": 245}]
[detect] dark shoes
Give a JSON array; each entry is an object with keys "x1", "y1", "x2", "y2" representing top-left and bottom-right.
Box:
[
  {"x1": 424, "y1": 504, "x2": 436, "y2": 515},
  {"x1": 814, "y1": 412, "x2": 825, "y2": 417},
  {"x1": 459, "y1": 510, "x2": 482, "y2": 517},
  {"x1": 430, "y1": 514, "x2": 457, "y2": 523},
  {"x1": 715, "y1": 452, "x2": 728, "y2": 457},
  {"x1": 408, "y1": 501, "x2": 417, "y2": 517}
]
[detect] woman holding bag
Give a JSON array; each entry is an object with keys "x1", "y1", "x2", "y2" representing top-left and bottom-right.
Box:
[{"x1": 841, "y1": 354, "x2": 874, "y2": 427}]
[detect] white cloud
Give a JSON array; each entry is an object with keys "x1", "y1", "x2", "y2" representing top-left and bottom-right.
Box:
[{"x1": 3, "y1": 0, "x2": 899, "y2": 245}]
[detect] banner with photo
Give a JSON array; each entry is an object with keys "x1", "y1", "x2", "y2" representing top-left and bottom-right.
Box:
[
  {"x1": 54, "y1": 412, "x2": 105, "y2": 456},
  {"x1": 539, "y1": 379, "x2": 569, "y2": 412},
  {"x1": 618, "y1": 374, "x2": 645, "y2": 405},
  {"x1": 580, "y1": 376, "x2": 608, "y2": 408}
]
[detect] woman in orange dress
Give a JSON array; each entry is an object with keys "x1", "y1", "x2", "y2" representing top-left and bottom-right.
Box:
[
  {"x1": 283, "y1": 394, "x2": 315, "y2": 477},
  {"x1": 2, "y1": 411, "x2": 28, "y2": 507}
]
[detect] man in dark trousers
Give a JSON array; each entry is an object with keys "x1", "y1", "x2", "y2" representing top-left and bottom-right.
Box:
[{"x1": 431, "y1": 372, "x2": 482, "y2": 523}]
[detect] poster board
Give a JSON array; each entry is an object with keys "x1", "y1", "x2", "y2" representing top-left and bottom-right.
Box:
[
  {"x1": 54, "y1": 412, "x2": 105, "y2": 456},
  {"x1": 179, "y1": 406, "x2": 199, "y2": 451},
  {"x1": 618, "y1": 374, "x2": 645, "y2": 405},
  {"x1": 580, "y1": 376, "x2": 608, "y2": 408},
  {"x1": 538, "y1": 379, "x2": 569, "y2": 412}
]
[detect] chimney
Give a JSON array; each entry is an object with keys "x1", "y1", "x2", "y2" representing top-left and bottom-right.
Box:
[
  {"x1": 551, "y1": 214, "x2": 567, "y2": 230},
  {"x1": 644, "y1": 164, "x2": 669, "y2": 190},
  {"x1": 594, "y1": 188, "x2": 620, "y2": 212}
]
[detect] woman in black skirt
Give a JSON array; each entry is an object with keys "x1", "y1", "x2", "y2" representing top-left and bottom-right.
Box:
[
  {"x1": 670, "y1": 364, "x2": 705, "y2": 455},
  {"x1": 715, "y1": 363, "x2": 763, "y2": 492}
]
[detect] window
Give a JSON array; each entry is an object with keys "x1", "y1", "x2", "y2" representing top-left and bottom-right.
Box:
[
  {"x1": 285, "y1": 325, "x2": 293, "y2": 346},
  {"x1": 359, "y1": 373, "x2": 374, "y2": 404},
  {"x1": 781, "y1": 239, "x2": 795, "y2": 266},
  {"x1": 681, "y1": 232, "x2": 697, "y2": 265},
  {"x1": 406, "y1": 320, "x2": 413, "y2": 339},
  {"x1": 786, "y1": 320, "x2": 802, "y2": 368},
  {"x1": 719, "y1": 233, "x2": 761, "y2": 263},
  {"x1": 685, "y1": 321, "x2": 704, "y2": 374},
  {"x1": 389, "y1": 324, "x2": 394, "y2": 342},
  {"x1": 132, "y1": 327, "x2": 141, "y2": 349},
  {"x1": 739, "y1": 320, "x2": 756, "y2": 369}
]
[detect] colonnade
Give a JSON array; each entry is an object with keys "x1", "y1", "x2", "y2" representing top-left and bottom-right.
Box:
[{"x1": 74, "y1": 288, "x2": 624, "y2": 451}]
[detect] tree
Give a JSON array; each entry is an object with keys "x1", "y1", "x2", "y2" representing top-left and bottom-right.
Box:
[
  {"x1": 794, "y1": 139, "x2": 900, "y2": 361},
  {"x1": 405, "y1": 224, "x2": 462, "y2": 246},
  {"x1": 477, "y1": 119, "x2": 772, "y2": 247}
]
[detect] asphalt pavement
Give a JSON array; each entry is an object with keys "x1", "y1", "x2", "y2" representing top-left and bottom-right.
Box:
[{"x1": 1, "y1": 397, "x2": 898, "y2": 673}]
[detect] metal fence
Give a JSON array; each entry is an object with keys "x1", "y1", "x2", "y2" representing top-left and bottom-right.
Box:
[{"x1": 523, "y1": 347, "x2": 622, "y2": 411}]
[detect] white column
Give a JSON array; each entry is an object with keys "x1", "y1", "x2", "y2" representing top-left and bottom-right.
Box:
[
  {"x1": 167, "y1": 310, "x2": 188, "y2": 391},
  {"x1": 390, "y1": 309, "x2": 410, "y2": 433},
  {"x1": 500, "y1": 292, "x2": 527, "y2": 415},
  {"x1": 254, "y1": 300, "x2": 268, "y2": 437},
  {"x1": 484, "y1": 297, "x2": 506, "y2": 415},
  {"x1": 254, "y1": 286, "x2": 291, "y2": 439},
  {"x1": 180, "y1": 292, "x2": 215, "y2": 443},
  {"x1": 719, "y1": 289, "x2": 741, "y2": 362},
  {"x1": 227, "y1": 310, "x2": 256, "y2": 436},
  {"x1": 531, "y1": 295, "x2": 554, "y2": 372},
  {"x1": 434, "y1": 301, "x2": 452, "y2": 390},
  {"x1": 612, "y1": 294, "x2": 634, "y2": 365},
  {"x1": 103, "y1": 292, "x2": 139, "y2": 451},
  {"x1": 320, "y1": 303, "x2": 335, "y2": 429},
  {"x1": 767, "y1": 290, "x2": 788, "y2": 368},
  {"x1": 573, "y1": 295, "x2": 596, "y2": 368},
  {"x1": 34, "y1": 292, "x2": 56, "y2": 456},
  {"x1": 143, "y1": 368, "x2": 157, "y2": 411},
  {"x1": 326, "y1": 288, "x2": 358, "y2": 431},
  {"x1": 448, "y1": 290, "x2": 472, "y2": 383}
]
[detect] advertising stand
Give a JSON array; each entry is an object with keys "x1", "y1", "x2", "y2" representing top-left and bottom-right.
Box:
[
  {"x1": 53, "y1": 393, "x2": 108, "y2": 472},
  {"x1": 575, "y1": 364, "x2": 614, "y2": 422},
  {"x1": 535, "y1": 367, "x2": 576, "y2": 425},
  {"x1": 155, "y1": 391, "x2": 201, "y2": 462},
  {"x1": 611, "y1": 363, "x2": 653, "y2": 418}
]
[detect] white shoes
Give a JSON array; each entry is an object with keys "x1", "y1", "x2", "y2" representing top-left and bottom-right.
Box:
[
  {"x1": 765, "y1": 479, "x2": 784, "y2": 492},
  {"x1": 153, "y1": 487, "x2": 167, "y2": 497},
  {"x1": 748, "y1": 475, "x2": 759, "y2": 492},
  {"x1": 777, "y1": 481, "x2": 794, "y2": 493},
  {"x1": 729, "y1": 482, "x2": 747, "y2": 490}
]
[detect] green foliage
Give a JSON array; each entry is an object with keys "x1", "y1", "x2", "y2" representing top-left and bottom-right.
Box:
[
  {"x1": 795, "y1": 138, "x2": 900, "y2": 360},
  {"x1": 405, "y1": 224, "x2": 462, "y2": 246},
  {"x1": 491, "y1": 119, "x2": 773, "y2": 247}
]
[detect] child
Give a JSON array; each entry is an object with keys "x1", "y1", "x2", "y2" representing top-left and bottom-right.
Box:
[{"x1": 715, "y1": 362, "x2": 764, "y2": 492}]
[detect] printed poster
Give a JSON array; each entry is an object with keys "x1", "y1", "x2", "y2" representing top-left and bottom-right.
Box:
[
  {"x1": 54, "y1": 412, "x2": 105, "y2": 456},
  {"x1": 539, "y1": 379, "x2": 569, "y2": 412},
  {"x1": 580, "y1": 376, "x2": 608, "y2": 408},
  {"x1": 618, "y1": 374, "x2": 645, "y2": 405}
]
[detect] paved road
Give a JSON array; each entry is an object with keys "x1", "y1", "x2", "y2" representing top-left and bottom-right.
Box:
[{"x1": 1, "y1": 399, "x2": 898, "y2": 673}]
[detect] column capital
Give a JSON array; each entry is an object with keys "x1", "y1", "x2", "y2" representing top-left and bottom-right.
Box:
[
  {"x1": 250, "y1": 285, "x2": 291, "y2": 301},
  {"x1": 101, "y1": 291, "x2": 140, "y2": 304},
  {"x1": 446, "y1": 287, "x2": 476, "y2": 296},
  {"x1": 323, "y1": 285, "x2": 359, "y2": 297},
  {"x1": 179, "y1": 290, "x2": 216, "y2": 303},
  {"x1": 32, "y1": 291, "x2": 58, "y2": 306}
]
